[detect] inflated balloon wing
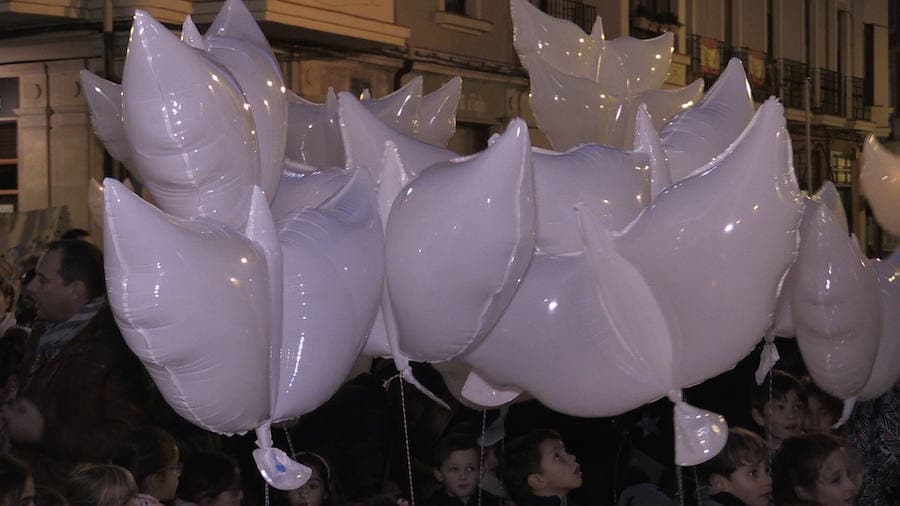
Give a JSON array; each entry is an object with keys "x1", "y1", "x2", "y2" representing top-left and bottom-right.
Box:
[{"x1": 860, "y1": 135, "x2": 900, "y2": 236}]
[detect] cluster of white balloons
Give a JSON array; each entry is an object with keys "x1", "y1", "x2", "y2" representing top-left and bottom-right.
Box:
[{"x1": 82, "y1": 0, "x2": 900, "y2": 482}]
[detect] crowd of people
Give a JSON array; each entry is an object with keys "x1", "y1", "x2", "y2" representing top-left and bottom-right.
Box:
[{"x1": 0, "y1": 230, "x2": 896, "y2": 506}]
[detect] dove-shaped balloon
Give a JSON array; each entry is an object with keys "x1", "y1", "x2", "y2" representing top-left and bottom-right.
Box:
[
  {"x1": 617, "y1": 98, "x2": 803, "y2": 389},
  {"x1": 660, "y1": 58, "x2": 756, "y2": 182},
  {"x1": 87, "y1": 10, "x2": 259, "y2": 229},
  {"x1": 417, "y1": 76, "x2": 462, "y2": 147},
  {"x1": 510, "y1": 0, "x2": 703, "y2": 149},
  {"x1": 80, "y1": 72, "x2": 133, "y2": 172},
  {"x1": 182, "y1": 0, "x2": 288, "y2": 201},
  {"x1": 791, "y1": 196, "x2": 881, "y2": 403},
  {"x1": 364, "y1": 76, "x2": 422, "y2": 137},
  {"x1": 269, "y1": 167, "x2": 351, "y2": 222},
  {"x1": 103, "y1": 178, "x2": 270, "y2": 434},
  {"x1": 385, "y1": 118, "x2": 536, "y2": 362},
  {"x1": 858, "y1": 256, "x2": 900, "y2": 400},
  {"x1": 860, "y1": 134, "x2": 900, "y2": 236},
  {"x1": 339, "y1": 91, "x2": 457, "y2": 181},
  {"x1": 531, "y1": 143, "x2": 651, "y2": 255},
  {"x1": 271, "y1": 169, "x2": 384, "y2": 421},
  {"x1": 285, "y1": 89, "x2": 345, "y2": 170}
]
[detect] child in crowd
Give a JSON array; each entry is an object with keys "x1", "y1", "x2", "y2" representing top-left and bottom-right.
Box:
[
  {"x1": 698, "y1": 427, "x2": 771, "y2": 506},
  {"x1": 0, "y1": 454, "x2": 36, "y2": 506},
  {"x1": 175, "y1": 452, "x2": 243, "y2": 506},
  {"x1": 772, "y1": 433, "x2": 859, "y2": 506},
  {"x1": 282, "y1": 452, "x2": 340, "y2": 506},
  {"x1": 112, "y1": 427, "x2": 181, "y2": 505},
  {"x1": 751, "y1": 370, "x2": 806, "y2": 450},
  {"x1": 800, "y1": 377, "x2": 842, "y2": 433},
  {"x1": 427, "y1": 433, "x2": 498, "y2": 506},
  {"x1": 65, "y1": 464, "x2": 140, "y2": 506},
  {"x1": 502, "y1": 429, "x2": 582, "y2": 506}
]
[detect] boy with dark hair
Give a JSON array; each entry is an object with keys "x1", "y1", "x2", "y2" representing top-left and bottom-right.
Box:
[
  {"x1": 502, "y1": 429, "x2": 582, "y2": 506},
  {"x1": 698, "y1": 428, "x2": 772, "y2": 506},
  {"x1": 751, "y1": 370, "x2": 806, "y2": 450},
  {"x1": 428, "y1": 433, "x2": 498, "y2": 506}
]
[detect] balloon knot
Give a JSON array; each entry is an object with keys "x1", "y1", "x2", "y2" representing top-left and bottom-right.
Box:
[{"x1": 667, "y1": 390, "x2": 683, "y2": 404}]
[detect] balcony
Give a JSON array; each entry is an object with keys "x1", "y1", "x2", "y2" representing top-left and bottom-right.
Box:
[
  {"x1": 537, "y1": 0, "x2": 596, "y2": 34},
  {"x1": 851, "y1": 76, "x2": 871, "y2": 122},
  {"x1": 777, "y1": 59, "x2": 807, "y2": 110},
  {"x1": 687, "y1": 36, "x2": 772, "y2": 102},
  {"x1": 815, "y1": 68, "x2": 845, "y2": 117}
]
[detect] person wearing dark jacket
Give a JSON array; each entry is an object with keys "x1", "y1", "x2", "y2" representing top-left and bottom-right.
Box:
[{"x1": 3, "y1": 240, "x2": 154, "y2": 489}]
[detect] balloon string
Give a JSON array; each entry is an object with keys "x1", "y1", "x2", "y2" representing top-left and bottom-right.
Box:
[
  {"x1": 399, "y1": 378, "x2": 416, "y2": 506},
  {"x1": 478, "y1": 410, "x2": 486, "y2": 506},
  {"x1": 676, "y1": 465, "x2": 684, "y2": 506},
  {"x1": 692, "y1": 466, "x2": 702, "y2": 506},
  {"x1": 282, "y1": 424, "x2": 296, "y2": 458},
  {"x1": 767, "y1": 370, "x2": 774, "y2": 469},
  {"x1": 264, "y1": 483, "x2": 270, "y2": 506}
]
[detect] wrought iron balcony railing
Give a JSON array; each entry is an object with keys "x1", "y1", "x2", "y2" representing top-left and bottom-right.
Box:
[{"x1": 538, "y1": 0, "x2": 596, "y2": 34}]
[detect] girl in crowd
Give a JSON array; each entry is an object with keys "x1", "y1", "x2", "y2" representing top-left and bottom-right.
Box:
[
  {"x1": 65, "y1": 464, "x2": 139, "y2": 506},
  {"x1": 0, "y1": 454, "x2": 35, "y2": 506},
  {"x1": 112, "y1": 427, "x2": 181, "y2": 505},
  {"x1": 772, "y1": 433, "x2": 859, "y2": 506},
  {"x1": 175, "y1": 452, "x2": 243, "y2": 506},
  {"x1": 282, "y1": 452, "x2": 341, "y2": 506}
]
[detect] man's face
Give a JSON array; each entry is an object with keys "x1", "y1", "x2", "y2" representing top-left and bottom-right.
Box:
[
  {"x1": 434, "y1": 449, "x2": 479, "y2": 500},
  {"x1": 533, "y1": 439, "x2": 582, "y2": 497},
  {"x1": 26, "y1": 249, "x2": 80, "y2": 322},
  {"x1": 717, "y1": 461, "x2": 772, "y2": 506}
]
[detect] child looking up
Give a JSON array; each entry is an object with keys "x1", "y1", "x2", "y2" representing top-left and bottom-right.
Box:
[
  {"x1": 112, "y1": 427, "x2": 181, "y2": 505},
  {"x1": 751, "y1": 370, "x2": 806, "y2": 450},
  {"x1": 772, "y1": 433, "x2": 859, "y2": 506},
  {"x1": 502, "y1": 429, "x2": 582, "y2": 506},
  {"x1": 698, "y1": 427, "x2": 772, "y2": 506}
]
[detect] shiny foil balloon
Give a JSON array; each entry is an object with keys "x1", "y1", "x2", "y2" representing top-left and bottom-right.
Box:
[
  {"x1": 271, "y1": 169, "x2": 384, "y2": 421},
  {"x1": 417, "y1": 77, "x2": 462, "y2": 147},
  {"x1": 531, "y1": 143, "x2": 651, "y2": 255},
  {"x1": 860, "y1": 134, "x2": 900, "y2": 236},
  {"x1": 660, "y1": 58, "x2": 756, "y2": 182},
  {"x1": 103, "y1": 178, "x2": 270, "y2": 434},
  {"x1": 339, "y1": 91, "x2": 456, "y2": 181},
  {"x1": 80, "y1": 72, "x2": 134, "y2": 173},
  {"x1": 116, "y1": 10, "x2": 258, "y2": 228},
  {"x1": 182, "y1": 0, "x2": 288, "y2": 201},
  {"x1": 385, "y1": 118, "x2": 536, "y2": 362},
  {"x1": 269, "y1": 167, "x2": 351, "y2": 222},
  {"x1": 363, "y1": 76, "x2": 422, "y2": 137},
  {"x1": 285, "y1": 89, "x2": 345, "y2": 170},
  {"x1": 616, "y1": 98, "x2": 803, "y2": 389},
  {"x1": 510, "y1": 0, "x2": 703, "y2": 149},
  {"x1": 792, "y1": 196, "x2": 882, "y2": 399},
  {"x1": 858, "y1": 257, "x2": 900, "y2": 400}
]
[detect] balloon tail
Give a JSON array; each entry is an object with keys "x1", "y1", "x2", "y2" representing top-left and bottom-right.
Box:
[
  {"x1": 833, "y1": 397, "x2": 857, "y2": 429},
  {"x1": 754, "y1": 338, "x2": 780, "y2": 385},
  {"x1": 252, "y1": 422, "x2": 312, "y2": 491},
  {"x1": 669, "y1": 391, "x2": 729, "y2": 467}
]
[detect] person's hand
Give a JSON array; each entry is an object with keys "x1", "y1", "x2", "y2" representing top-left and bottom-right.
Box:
[{"x1": 2, "y1": 398, "x2": 44, "y2": 442}]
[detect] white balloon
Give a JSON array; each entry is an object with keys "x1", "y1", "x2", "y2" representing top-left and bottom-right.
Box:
[
  {"x1": 417, "y1": 76, "x2": 462, "y2": 147},
  {"x1": 271, "y1": 169, "x2": 384, "y2": 421},
  {"x1": 363, "y1": 76, "x2": 422, "y2": 137},
  {"x1": 660, "y1": 58, "x2": 756, "y2": 182},
  {"x1": 858, "y1": 257, "x2": 900, "y2": 400},
  {"x1": 385, "y1": 118, "x2": 536, "y2": 362},
  {"x1": 80, "y1": 72, "x2": 133, "y2": 171},
  {"x1": 531, "y1": 143, "x2": 650, "y2": 255},
  {"x1": 196, "y1": 0, "x2": 288, "y2": 200},
  {"x1": 338, "y1": 91, "x2": 456, "y2": 181},
  {"x1": 103, "y1": 178, "x2": 269, "y2": 434},
  {"x1": 269, "y1": 167, "x2": 351, "y2": 222},
  {"x1": 632, "y1": 103, "x2": 670, "y2": 201},
  {"x1": 285, "y1": 89, "x2": 345, "y2": 170},
  {"x1": 118, "y1": 10, "x2": 258, "y2": 228},
  {"x1": 616, "y1": 98, "x2": 804, "y2": 388},
  {"x1": 860, "y1": 134, "x2": 900, "y2": 236},
  {"x1": 792, "y1": 197, "x2": 882, "y2": 399}
]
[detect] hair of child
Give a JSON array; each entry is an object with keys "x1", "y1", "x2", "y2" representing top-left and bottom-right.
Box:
[
  {"x1": 176, "y1": 452, "x2": 240, "y2": 504},
  {"x1": 111, "y1": 426, "x2": 179, "y2": 488},
  {"x1": 698, "y1": 427, "x2": 769, "y2": 483},
  {"x1": 65, "y1": 464, "x2": 138, "y2": 506},
  {"x1": 771, "y1": 432, "x2": 846, "y2": 505},
  {"x1": 500, "y1": 429, "x2": 562, "y2": 503},
  {"x1": 751, "y1": 369, "x2": 805, "y2": 412}
]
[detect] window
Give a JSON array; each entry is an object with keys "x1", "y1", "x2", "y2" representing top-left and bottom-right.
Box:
[
  {"x1": 0, "y1": 78, "x2": 18, "y2": 213},
  {"x1": 830, "y1": 152, "x2": 853, "y2": 187}
]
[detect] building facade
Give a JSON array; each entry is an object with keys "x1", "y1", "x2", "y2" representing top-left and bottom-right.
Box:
[{"x1": 0, "y1": 0, "x2": 893, "y2": 255}]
